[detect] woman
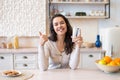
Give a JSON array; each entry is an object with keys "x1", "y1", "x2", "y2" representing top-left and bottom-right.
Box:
[{"x1": 38, "y1": 14, "x2": 83, "y2": 71}]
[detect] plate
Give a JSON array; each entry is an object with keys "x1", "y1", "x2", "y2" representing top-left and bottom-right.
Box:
[{"x1": 2, "y1": 70, "x2": 22, "y2": 77}]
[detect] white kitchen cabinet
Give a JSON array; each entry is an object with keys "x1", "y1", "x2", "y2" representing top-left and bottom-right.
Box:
[
  {"x1": 0, "y1": 48, "x2": 105, "y2": 70},
  {"x1": 0, "y1": 48, "x2": 38, "y2": 70},
  {"x1": 48, "y1": 0, "x2": 110, "y2": 19},
  {"x1": 79, "y1": 50, "x2": 105, "y2": 69},
  {"x1": 14, "y1": 53, "x2": 38, "y2": 70},
  {"x1": 0, "y1": 54, "x2": 13, "y2": 70}
]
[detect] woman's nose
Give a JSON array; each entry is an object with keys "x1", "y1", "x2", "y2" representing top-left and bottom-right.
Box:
[
  {"x1": 57, "y1": 25, "x2": 61, "y2": 28},
  {"x1": 58, "y1": 23, "x2": 62, "y2": 27}
]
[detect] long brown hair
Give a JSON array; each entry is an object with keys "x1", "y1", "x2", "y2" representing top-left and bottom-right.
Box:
[{"x1": 48, "y1": 14, "x2": 74, "y2": 55}]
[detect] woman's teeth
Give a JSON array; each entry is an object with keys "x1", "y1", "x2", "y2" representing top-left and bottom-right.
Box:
[
  {"x1": 58, "y1": 28, "x2": 63, "y2": 32},
  {"x1": 59, "y1": 29, "x2": 63, "y2": 32}
]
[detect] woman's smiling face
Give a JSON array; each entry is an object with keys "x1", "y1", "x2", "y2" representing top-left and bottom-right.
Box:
[{"x1": 53, "y1": 17, "x2": 67, "y2": 36}]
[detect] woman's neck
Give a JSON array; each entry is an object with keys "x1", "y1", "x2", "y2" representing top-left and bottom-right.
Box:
[
  {"x1": 56, "y1": 35, "x2": 65, "y2": 53},
  {"x1": 57, "y1": 35, "x2": 65, "y2": 42}
]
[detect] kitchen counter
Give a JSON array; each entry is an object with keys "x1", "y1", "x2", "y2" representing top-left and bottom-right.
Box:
[
  {"x1": 0, "y1": 47, "x2": 105, "y2": 54},
  {"x1": 0, "y1": 47, "x2": 38, "y2": 54},
  {"x1": 29, "y1": 69, "x2": 120, "y2": 80}
]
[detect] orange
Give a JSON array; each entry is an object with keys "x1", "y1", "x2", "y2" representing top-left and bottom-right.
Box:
[
  {"x1": 113, "y1": 58, "x2": 120, "y2": 65},
  {"x1": 103, "y1": 56, "x2": 112, "y2": 64},
  {"x1": 108, "y1": 61, "x2": 117, "y2": 66}
]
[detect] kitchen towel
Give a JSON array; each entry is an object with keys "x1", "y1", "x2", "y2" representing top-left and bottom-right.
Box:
[{"x1": 100, "y1": 26, "x2": 120, "y2": 57}]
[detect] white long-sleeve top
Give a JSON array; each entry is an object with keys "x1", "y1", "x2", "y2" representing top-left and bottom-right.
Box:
[{"x1": 38, "y1": 40, "x2": 80, "y2": 71}]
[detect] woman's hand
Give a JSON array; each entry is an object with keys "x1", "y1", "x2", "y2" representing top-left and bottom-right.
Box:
[
  {"x1": 39, "y1": 32, "x2": 48, "y2": 46},
  {"x1": 72, "y1": 35, "x2": 83, "y2": 48}
]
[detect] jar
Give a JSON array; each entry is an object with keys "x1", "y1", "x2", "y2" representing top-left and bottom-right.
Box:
[
  {"x1": 7, "y1": 42, "x2": 13, "y2": 49},
  {"x1": 6, "y1": 36, "x2": 13, "y2": 49},
  {"x1": 0, "y1": 42, "x2": 7, "y2": 48}
]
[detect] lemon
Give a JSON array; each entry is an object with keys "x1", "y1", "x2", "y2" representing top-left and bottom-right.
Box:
[{"x1": 98, "y1": 60, "x2": 107, "y2": 65}]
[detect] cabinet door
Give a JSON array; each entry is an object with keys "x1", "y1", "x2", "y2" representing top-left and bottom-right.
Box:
[
  {"x1": 14, "y1": 53, "x2": 38, "y2": 69},
  {"x1": 79, "y1": 52, "x2": 102, "y2": 69},
  {"x1": 0, "y1": 54, "x2": 13, "y2": 70}
]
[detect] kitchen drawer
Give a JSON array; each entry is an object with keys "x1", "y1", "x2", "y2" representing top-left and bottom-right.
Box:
[
  {"x1": 0, "y1": 54, "x2": 13, "y2": 61},
  {"x1": 79, "y1": 52, "x2": 103, "y2": 69},
  {"x1": 14, "y1": 53, "x2": 38, "y2": 69},
  {"x1": 0, "y1": 48, "x2": 38, "y2": 70},
  {"x1": 0, "y1": 54, "x2": 13, "y2": 70},
  {"x1": 14, "y1": 54, "x2": 37, "y2": 61},
  {"x1": 14, "y1": 63, "x2": 37, "y2": 69}
]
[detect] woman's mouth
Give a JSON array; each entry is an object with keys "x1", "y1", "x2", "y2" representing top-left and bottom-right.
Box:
[{"x1": 57, "y1": 28, "x2": 64, "y2": 32}]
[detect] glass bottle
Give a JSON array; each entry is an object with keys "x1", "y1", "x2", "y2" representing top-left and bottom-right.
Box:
[
  {"x1": 13, "y1": 36, "x2": 19, "y2": 49},
  {"x1": 95, "y1": 34, "x2": 102, "y2": 48}
]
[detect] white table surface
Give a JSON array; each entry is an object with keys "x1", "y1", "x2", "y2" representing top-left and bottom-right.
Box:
[
  {"x1": 28, "y1": 69, "x2": 120, "y2": 80},
  {"x1": 0, "y1": 69, "x2": 120, "y2": 80},
  {"x1": 0, "y1": 70, "x2": 34, "y2": 80}
]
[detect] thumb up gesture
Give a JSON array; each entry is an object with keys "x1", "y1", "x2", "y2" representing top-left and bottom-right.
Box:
[{"x1": 39, "y1": 32, "x2": 48, "y2": 46}]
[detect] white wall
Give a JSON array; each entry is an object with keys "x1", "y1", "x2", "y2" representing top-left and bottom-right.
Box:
[
  {"x1": 0, "y1": 0, "x2": 46, "y2": 36},
  {"x1": 69, "y1": 19, "x2": 98, "y2": 43},
  {"x1": 0, "y1": 0, "x2": 119, "y2": 43},
  {"x1": 98, "y1": 0, "x2": 120, "y2": 42},
  {"x1": 99, "y1": 0, "x2": 119, "y2": 29}
]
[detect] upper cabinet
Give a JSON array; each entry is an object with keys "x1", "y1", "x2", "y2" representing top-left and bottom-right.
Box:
[{"x1": 48, "y1": 0, "x2": 110, "y2": 19}]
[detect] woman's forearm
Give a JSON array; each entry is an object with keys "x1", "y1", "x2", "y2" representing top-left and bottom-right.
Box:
[
  {"x1": 69, "y1": 46, "x2": 80, "y2": 69},
  {"x1": 38, "y1": 45, "x2": 48, "y2": 71}
]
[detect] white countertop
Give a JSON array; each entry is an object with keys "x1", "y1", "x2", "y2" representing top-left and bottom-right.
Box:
[
  {"x1": 27, "y1": 69, "x2": 120, "y2": 80},
  {"x1": 0, "y1": 47, "x2": 38, "y2": 53},
  {"x1": 0, "y1": 47, "x2": 105, "y2": 54}
]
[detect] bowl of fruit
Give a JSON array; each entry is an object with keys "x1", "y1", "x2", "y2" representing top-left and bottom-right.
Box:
[{"x1": 95, "y1": 56, "x2": 120, "y2": 73}]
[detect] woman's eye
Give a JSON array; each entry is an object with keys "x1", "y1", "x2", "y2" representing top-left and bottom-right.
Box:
[
  {"x1": 54, "y1": 23, "x2": 58, "y2": 26},
  {"x1": 53, "y1": 21, "x2": 65, "y2": 26},
  {"x1": 60, "y1": 21, "x2": 65, "y2": 24}
]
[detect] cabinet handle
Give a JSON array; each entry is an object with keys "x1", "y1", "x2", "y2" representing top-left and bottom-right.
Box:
[
  {"x1": 0, "y1": 56, "x2": 4, "y2": 59},
  {"x1": 23, "y1": 64, "x2": 28, "y2": 67},
  {"x1": 23, "y1": 56, "x2": 28, "y2": 59},
  {"x1": 88, "y1": 55, "x2": 93, "y2": 57}
]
